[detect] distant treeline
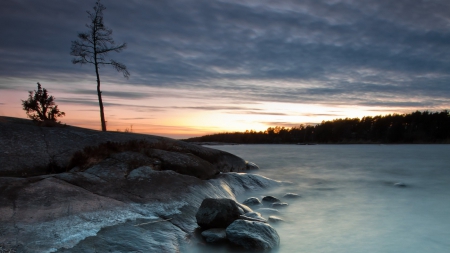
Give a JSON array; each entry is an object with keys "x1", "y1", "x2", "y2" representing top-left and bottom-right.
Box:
[{"x1": 186, "y1": 110, "x2": 450, "y2": 144}]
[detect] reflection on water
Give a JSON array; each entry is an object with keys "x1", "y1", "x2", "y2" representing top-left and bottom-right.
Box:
[{"x1": 189, "y1": 144, "x2": 450, "y2": 253}]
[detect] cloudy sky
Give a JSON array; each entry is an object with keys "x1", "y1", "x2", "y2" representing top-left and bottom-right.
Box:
[{"x1": 1, "y1": 0, "x2": 449, "y2": 138}]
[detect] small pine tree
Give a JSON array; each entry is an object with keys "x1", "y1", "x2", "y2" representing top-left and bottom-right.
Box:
[{"x1": 22, "y1": 82, "x2": 65, "y2": 122}]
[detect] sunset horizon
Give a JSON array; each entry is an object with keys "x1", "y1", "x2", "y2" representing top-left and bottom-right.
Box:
[
  {"x1": 4, "y1": 83, "x2": 443, "y2": 139},
  {"x1": 1, "y1": 0, "x2": 450, "y2": 139}
]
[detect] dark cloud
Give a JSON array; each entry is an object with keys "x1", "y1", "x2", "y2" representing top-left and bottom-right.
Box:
[
  {"x1": 72, "y1": 89, "x2": 152, "y2": 99},
  {"x1": 1, "y1": 0, "x2": 449, "y2": 109},
  {"x1": 58, "y1": 98, "x2": 259, "y2": 112},
  {"x1": 131, "y1": 123, "x2": 216, "y2": 133},
  {"x1": 172, "y1": 105, "x2": 260, "y2": 111},
  {"x1": 58, "y1": 98, "x2": 166, "y2": 111},
  {"x1": 58, "y1": 98, "x2": 116, "y2": 107}
]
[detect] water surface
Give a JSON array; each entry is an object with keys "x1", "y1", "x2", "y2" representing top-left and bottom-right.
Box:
[{"x1": 195, "y1": 144, "x2": 450, "y2": 253}]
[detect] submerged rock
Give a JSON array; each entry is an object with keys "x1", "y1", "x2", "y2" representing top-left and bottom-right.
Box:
[
  {"x1": 243, "y1": 197, "x2": 262, "y2": 206},
  {"x1": 283, "y1": 193, "x2": 301, "y2": 198},
  {"x1": 201, "y1": 228, "x2": 227, "y2": 243},
  {"x1": 240, "y1": 211, "x2": 267, "y2": 223},
  {"x1": 272, "y1": 202, "x2": 289, "y2": 208},
  {"x1": 262, "y1": 196, "x2": 281, "y2": 203},
  {"x1": 226, "y1": 219, "x2": 280, "y2": 250},
  {"x1": 196, "y1": 198, "x2": 245, "y2": 229},
  {"x1": 394, "y1": 182, "x2": 407, "y2": 187},
  {"x1": 268, "y1": 216, "x2": 284, "y2": 223},
  {"x1": 237, "y1": 202, "x2": 253, "y2": 214},
  {"x1": 256, "y1": 208, "x2": 281, "y2": 215}
]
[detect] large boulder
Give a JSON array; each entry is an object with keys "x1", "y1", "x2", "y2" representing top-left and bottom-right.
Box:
[
  {"x1": 196, "y1": 198, "x2": 246, "y2": 229},
  {"x1": 150, "y1": 149, "x2": 218, "y2": 179},
  {"x1": 226, "y1": 219, "x2": 280, "y2": 250}
]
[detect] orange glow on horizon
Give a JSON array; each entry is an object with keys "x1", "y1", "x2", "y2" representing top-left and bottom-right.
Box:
[{"x1": 1, "y1": 84, "x2": 447, "y2": 139}]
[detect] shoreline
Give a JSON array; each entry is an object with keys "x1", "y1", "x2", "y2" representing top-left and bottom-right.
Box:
[
  {"x1": 1, "y1": 172, "x2": 281, "y2": 252},
  {"x1": 194, "y1": 142, "x2": 450, "y2": 145},
  {"x1": 0, "y1": 116, "x2": 282, "y2": 252}
]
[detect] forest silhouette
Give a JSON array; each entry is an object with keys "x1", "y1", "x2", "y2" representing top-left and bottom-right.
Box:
[{"x1": 186, "y1": 110, "x2": 450, "y2": 144}]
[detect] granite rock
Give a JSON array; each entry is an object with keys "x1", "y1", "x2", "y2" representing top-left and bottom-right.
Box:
[
  {"x1": 243, "y1": 197, "x2": 262, "y2": 206},
  {"x1": 196, "y1": 198, "x2": 245, "y2": 229},
  {"x1": 226, "y1": 219, "x2": 280, "y2": 250}
]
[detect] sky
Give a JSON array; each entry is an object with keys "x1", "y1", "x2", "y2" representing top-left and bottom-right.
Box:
[{"x1": 1, "y1": 0, "x2": 450, "y2": 139}]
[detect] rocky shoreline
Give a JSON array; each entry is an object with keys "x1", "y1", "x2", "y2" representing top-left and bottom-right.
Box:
[{"x1": 0, "y1": 117, "x2": 284, "y2": 252}]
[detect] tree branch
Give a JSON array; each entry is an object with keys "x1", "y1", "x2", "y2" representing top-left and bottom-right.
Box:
[{"x1": 110, "y1": 60, "x2": 130, "y2": 78}]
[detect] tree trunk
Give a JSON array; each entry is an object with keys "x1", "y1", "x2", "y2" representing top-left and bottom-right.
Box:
[{"x1": 95, "y1": 63, "x2": 107, "y2": 131}]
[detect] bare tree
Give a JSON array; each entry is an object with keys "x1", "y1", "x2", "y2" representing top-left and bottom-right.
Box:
[
  {"x1": 22, "y1": 82, "x2": 65, "y2": 122},
  {"x1": 71, "y1": 0, "x2": 129, "y2": 131}
]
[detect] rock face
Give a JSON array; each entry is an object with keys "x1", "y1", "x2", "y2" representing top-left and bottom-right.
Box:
[
  {"x1": 196, "y1": 198, "x2": 246, "y2": 229},
  {"x1": 226, "y1": 220, "x2": 280, "y2": 250},
  {"x1": 0, "y1": 117, "x2": 249, "y2": 178},
  {"x1": 151, "y1": 149, "x2": 218, "y2": 179},
  {"x1": 0, "y1": 172, "x2": 281, "y2": 253},
  {"x1": 0, "y1": 117, "x2": 283, "y2": 253}
]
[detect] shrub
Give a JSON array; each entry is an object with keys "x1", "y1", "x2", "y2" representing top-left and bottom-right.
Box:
[
  {"x1": 22, "y1": 82, "x2": 65, "y2": 123},
  {"x1": 67, "y1": 140, "x2": 171, "y2": 170}
]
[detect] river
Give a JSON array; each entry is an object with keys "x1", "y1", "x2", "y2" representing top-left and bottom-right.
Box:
[{"x1": 193, "y1": 144, "x2": 450, "y2": 253}]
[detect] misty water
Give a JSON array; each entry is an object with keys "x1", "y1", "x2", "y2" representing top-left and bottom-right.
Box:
[{"x1": 192, "y1": 144, "x2": 450, "y2": 253}]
